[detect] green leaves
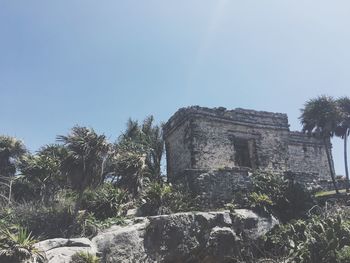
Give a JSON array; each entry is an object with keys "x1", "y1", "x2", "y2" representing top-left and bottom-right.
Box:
[
  {"x1": 119, "y1": 116, "x2": 164, "y2": 182},
  {"x1": 70, "y1": 251, "x2": 100, "y2": 263},
  {"x1": 81, "y1": 184, "x2": 127, "y2": 220},
  {"x1": 0, "y1": 225, "x2": 45, "y2": 263},
  {"x1": 265, "y1": 215, "x2": 350, "y2": 263},
  {"x1": 58, "y1": 126, "x2": 111, "y2": 192},
  {"x1": 300, "y1": 95, "x2": 341, "y2": 138}
]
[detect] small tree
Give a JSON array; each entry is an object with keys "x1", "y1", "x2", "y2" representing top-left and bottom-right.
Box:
[
  {"x1": 300, "y1": 96, "x2": 341, "y2": 194},
  {"x1": 19, "y1": 144, "x2": 69, "y2": 203},
  {"x1": 0, "y1": 136, "x2": 27, "y2": 205}
]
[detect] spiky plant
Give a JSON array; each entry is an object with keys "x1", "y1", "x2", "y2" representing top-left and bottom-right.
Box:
[{"x1": 0, "y1": 226, "x2": 46, "y2": 263}]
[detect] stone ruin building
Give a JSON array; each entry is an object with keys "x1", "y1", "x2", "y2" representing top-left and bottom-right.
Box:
[{"x1": 163, "y1": 106, "x2": 334, "y2": 207}]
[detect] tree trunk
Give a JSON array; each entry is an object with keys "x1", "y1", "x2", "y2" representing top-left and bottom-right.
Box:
[
  {"x1": 344, "y1": 130, "x2": 350, "y2": 193},
  {"x1": 324, "y1": 138, "x2": 339, "y2": 194},
  {"x1": 8, "y1": 177, "x2": 12, "y2": 206}
]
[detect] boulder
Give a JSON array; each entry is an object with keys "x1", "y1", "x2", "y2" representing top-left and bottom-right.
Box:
[
  {"x1": 35, "y1": 238, "x2": 96, "y2": 263},
  {"x1": 92, "y1": 219, "x2": 150, "y2": 263},
  {"x1": 36, "y1": 210, "x2": 278, "y2": 263},
  {"x1": 143, "y1": 210, "x2": 278, "y2": 262}
]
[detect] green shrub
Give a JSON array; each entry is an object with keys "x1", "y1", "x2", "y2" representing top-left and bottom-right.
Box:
[
  {"x1": 11, "y1": 179, "x2": 39, "y2": 203},
  {"x1": 264, "y1": 215, "x2": 350, "y2": 263},
  {"x1": 243, "y1": 171, "x2": 315, "y2": 222},
  {"x1": 140, "y1": 182, "x2": 198, "y2": 215},
  {"x1": 0, "y1": 226, "x2": 46, "y2": 263},
  {"x1": 248, "y1": 192, "x2": 274, "y2": 215},
  {"x1": 85, "y1": 215, "x2": 125, "y2": 231},
  {"x1": 81, "y1": 183, "x2": 128, "y2": 220},
  {"x1": 5, "y1": 199, "x2": 78, "y2": 240},
  {"x1": 70, "y1": 251, "x2": 99, "y2": 263},
  {"x1": 336, "y1": 246, "x2": 350, "y2": 263}
]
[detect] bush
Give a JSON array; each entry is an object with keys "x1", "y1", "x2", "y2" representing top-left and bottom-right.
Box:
[
  {"x1": 234, "y1": 171, "x2": 316, "y2": 222},
  {"x1": 264, "y1": 215, "x2": 350, "y2": 263},
  {"x1": 81, "y1": 183, "x2": 128, "y2": 220},
  {"x1": 1, "y1": 192, "x2": 83, "y2": 240},
  {"x1": 248, "y1": 192, "x2": 274, "y2": 215},
  {"x1": 70, "y1": 251, "x2": 99, "y2": 263},
  {"x1": 83, "y1": 214, "x2": 125, "y2": 234},
  {"x1": 10, "y1": 201, "x2": 76, "y2": 239},
  {"x1": 0, "y1": 226, "x2": 46, "y2": 263},
  {"x1": 336, "y1": 246, "x2": 350, "y2": 263},
  {"x1": 139, "y1": 182, "x2": 198, "y2": 215}
]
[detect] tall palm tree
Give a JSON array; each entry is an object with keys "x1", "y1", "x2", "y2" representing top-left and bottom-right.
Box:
[
  {"x1": 335, "y1": 97, "x2": 350, "y2": 193},
  {"x1": 0, "y1": 136, "x2": 27, "y2": 204},
  {"x1": 141, "y1": 116, "x2": 164, "y2": 182},
  {"x1": 57, "y1": 126, "x2": 111, "y2": 234},
  {"x1": 57, "y1": 126, "x2": 111, "y2": 193},
  {"x1": 300, "y1": 96, "x2": 341, "y2": 194},
  {"x1": 120, "y1": 116, "x2": 164, "y2": 182}
]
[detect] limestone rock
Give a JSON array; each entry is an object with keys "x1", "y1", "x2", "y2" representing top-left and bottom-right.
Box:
[
  {"x1": 35, "y1": 238, "x2": 96, "y2": 263},
  {"x1": 92, "y1": 219, "x2": 150, "y2": 263},
  {"x1": 143, "y1": 210, "x2": 278, "y2": 262},
  {"x1": 36, "y1": 210, "x2": 278, "y2": 263}
]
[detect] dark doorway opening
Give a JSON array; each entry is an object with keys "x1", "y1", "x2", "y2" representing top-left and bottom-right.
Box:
[{"x1": 234, "y1": 138, "x2": 254, "y2": 168}]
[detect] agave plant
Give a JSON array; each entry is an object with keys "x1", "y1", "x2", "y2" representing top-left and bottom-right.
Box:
[{"x1": 0, "y1": 226, "x2": 46, "y2": 263}]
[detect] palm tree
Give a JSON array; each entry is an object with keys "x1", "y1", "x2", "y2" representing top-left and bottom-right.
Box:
[
  {"x1": 57, "y1": 126, "x2": 111, "y2": 193},
  {"x1": 335, "y1": 97, "x2": 350, "y2": 193},
  {"x1": 141, "y1": 116, "x2": 164, "y2": 182},
  {"x1": 300, "y1": 96, "x2": 341, "y2": 194},
  {"x1": 19, "y1": 144, "x2": 69, "y2": 203},
  {"x1": 57, "y1": 126, "x2": 111, "y2": 234},
  {"x1": 0, "y1": 136, "x2": 27, "y2": 177},
  {"x1": 112, "y1": 140, "x2": 147, "y2": 196},
  {"x1": 120, "y1": 116, "x2": 164, "y2": 182},
  {"x1": 0, "y1": 136, "x2": 27, "y2": 205}
]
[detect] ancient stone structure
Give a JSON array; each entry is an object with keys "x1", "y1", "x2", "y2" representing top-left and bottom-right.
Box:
[{"x1": 163, "y1": 106, "x2": 334, "y2": 207}]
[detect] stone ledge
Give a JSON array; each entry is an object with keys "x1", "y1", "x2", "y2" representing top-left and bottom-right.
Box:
[{"x1": 163, "y1": 106, "x2": 290, "y2": 137}]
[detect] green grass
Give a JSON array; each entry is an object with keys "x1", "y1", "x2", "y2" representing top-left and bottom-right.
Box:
[{"x1": 315, "y1": 189, "x2": 347, "y2": 197}]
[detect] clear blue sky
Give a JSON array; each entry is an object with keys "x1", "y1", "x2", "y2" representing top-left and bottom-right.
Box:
[{"x1": 1, "y1": 1, "x2": 349, "y2": 174}]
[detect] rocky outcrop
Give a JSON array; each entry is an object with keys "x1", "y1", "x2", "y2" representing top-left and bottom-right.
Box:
[
  {"x1": 143, "y1": 210, "x2": 277, "y2": 263},
  {"x1": 37, "y1": 209, "x2": 278, "y2": 263},
  {"x1": 92, "y1": 220, "x2": 148, "y2": 262}
]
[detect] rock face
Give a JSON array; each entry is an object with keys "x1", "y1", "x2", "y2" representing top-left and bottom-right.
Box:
[
  {"x1": 37, "y1": 210, "x2": 278, "y2": 263},
  {"x1": 143, "y1": 210, "x2": 278, "y2": 263},
  {"x1": 92, "y1": 220, "x2": 148, "y2": 262}
]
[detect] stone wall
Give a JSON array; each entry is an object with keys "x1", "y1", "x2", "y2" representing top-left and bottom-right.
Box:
[
  {"x1": 165, "y1": 119, "x2": 193, "y2": 181},
  {"x1": 287, "y1": 132, "x2": 331, "y2": 180},
  {"x1": 181, "y1": 168, "x2": 252, "y2": 208},
  {"x1": 189, "y1": 116, "x2": 291, "y2": 174}
]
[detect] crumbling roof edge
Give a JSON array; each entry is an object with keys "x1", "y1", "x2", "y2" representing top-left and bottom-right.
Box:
[{"x1": 163, "y1": 106, "x2": 290, "y2": 137}]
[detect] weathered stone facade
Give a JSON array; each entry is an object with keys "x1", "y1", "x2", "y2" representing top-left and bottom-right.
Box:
[{"x1": 164, "y1": 106, "x2": 334, "y2": 207}]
